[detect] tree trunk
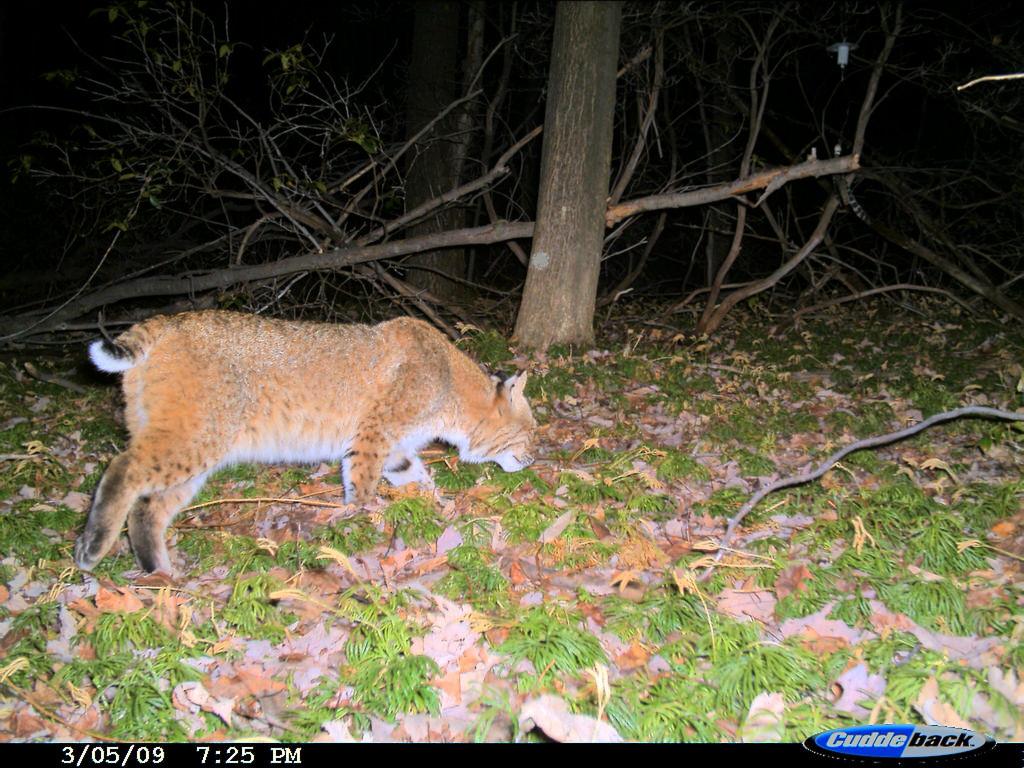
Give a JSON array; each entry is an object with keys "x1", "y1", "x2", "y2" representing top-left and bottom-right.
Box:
[
  {"x1": 403, "y1": 0, "x2": 468, "y2": 300},
  {"x1": 514, "y1": 1, "x2": 622, "y2": 349}
]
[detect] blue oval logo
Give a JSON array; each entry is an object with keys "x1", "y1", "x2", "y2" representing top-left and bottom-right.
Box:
[{"x1": 804, "y1": 725, "x2": 995, "y2": 761}]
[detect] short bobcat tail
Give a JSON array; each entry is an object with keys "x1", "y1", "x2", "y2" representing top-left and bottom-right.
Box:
[
  {"x1": 89, "y1": 339, "x2": 138, "y2": 372},
  {"x1": 89, "y1": 316, "x2": 168, "y2": 373}
]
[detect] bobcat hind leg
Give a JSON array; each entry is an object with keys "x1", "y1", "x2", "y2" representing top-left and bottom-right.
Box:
[
  {"x1": 76, "y1": 436, "x2": 220, "y2": 572},
  {"x1": 128, "y1": 475, "x2": 207, "y2": 574},
  {"x1": 75, "y1": 451, "x2": 148, "y2": 571}
]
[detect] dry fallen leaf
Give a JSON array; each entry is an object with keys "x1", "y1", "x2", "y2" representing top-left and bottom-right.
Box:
[
  {"x1": 615, "y1": 641, "x2": 651, "y2": 672},
  {"x1": 741, "y1": 692, "x2": 786, "y2": 742},
  {"x1": 174, "y1": 681, "x2": 236, "y2": 727},
  {"x1": 519, "y1": 694, "x2": 623, "y2": 743},
  {"x1": 799, "y1": 627, "x2": 850, "y2": 656},
  {"x1": 509, "y1": 561, "x2": 528, "y2": 586},
  {"x1": 95, "y1": 585, "x2": 144, "y2": 614},
  {"x1": 990, "y1": 520, "x2": 1016, "y2": 538},
  {"x1": 207, "y1": 666, "x2": 287, "y2": 700},
  {"x1": 60, "y1": 491, "x2": 92, "y2": 512},
  {"x1": 380, "y1": 549, "x2": 417, "y2": 574},
  {"x1": 914, "y1": 676, "x2": 972, "y2": 729},
  {"x1": 715, "y1": 588, "x2": 776, "y2": 624},
  {"x1": 833, "y1": 663, "x2": 886, "y2": 717},
  {"x1": 430, "y1": 669, "x2": 463, "y2": 705},
  {"x1": 774, "y1": 563, "x2": 813, "y2": 599},
  {"x1": 539, "y1": 510, "x2": 576, "y2": 543}
]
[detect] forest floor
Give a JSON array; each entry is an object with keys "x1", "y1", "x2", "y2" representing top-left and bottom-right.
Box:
[{"x1": 0, "y1": 301, "x2": 1022, "y2": 742}]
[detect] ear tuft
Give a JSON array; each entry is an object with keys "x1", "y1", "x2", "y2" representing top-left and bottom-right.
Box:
[{"x1": 505, "y1": 371, "x2": 528, "y2": 400}]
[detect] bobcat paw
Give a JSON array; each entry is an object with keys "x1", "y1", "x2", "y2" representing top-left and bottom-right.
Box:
[{"x1": 74, "y1": 533, "x2": 102, "y2": 571}]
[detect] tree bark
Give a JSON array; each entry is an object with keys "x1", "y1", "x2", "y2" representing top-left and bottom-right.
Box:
[
  {"x1": 403, "y1": 0, "x2": 468, "y2": 300},
  {"x1": 514, "y1": 1, "x2": 622, "y2": 349}
]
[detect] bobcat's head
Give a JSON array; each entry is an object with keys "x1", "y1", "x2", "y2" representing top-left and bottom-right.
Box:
[{"x1": 464, "y1": 372, "x2": 536, "y2": 472}]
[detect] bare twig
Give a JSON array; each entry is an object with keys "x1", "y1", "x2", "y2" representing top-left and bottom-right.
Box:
[
  {"x1": 23, "y1": 362, "x2": 88, "y2": 394},
  {"x1": 699, "y1": 406, "x2": 1024, "y2": 581},
  {"x1": 357, "y1": 126, "x2": 542, "y2": 247},
  {"x1": 956, "y1": 72, "x2": 1024, "y2": 91}
]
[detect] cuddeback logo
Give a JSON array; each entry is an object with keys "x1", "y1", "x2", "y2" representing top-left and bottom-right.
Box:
[{"x1": 804, "y1": 725, "x2": 995, "y2": 761}]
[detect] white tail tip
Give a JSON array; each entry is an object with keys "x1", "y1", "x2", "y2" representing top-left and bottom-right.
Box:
[{"x1": 89, "y1": 339, "x2": 135, "y2": 373}]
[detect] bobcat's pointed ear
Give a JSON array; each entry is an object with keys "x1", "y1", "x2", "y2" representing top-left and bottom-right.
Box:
[{"x1": 504, "y1": 371, "x2": 529, "y2": 402}]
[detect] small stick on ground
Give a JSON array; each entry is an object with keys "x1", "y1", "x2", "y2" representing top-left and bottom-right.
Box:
[
  {"x1": 24, "y1": 362, "x2": 88, "y2": 394},
  {"x1": 698, "y1": 405, "x2": 1024, "y2": 582}
]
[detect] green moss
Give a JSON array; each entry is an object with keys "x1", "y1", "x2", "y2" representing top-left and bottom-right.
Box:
[
  {"x1": 79, "y1": 414, "x2": 125, "y2": 448},
  {"x1": 877, "y1": 580, "x2": 978, "y2": 636},
  {"x1": 603, "y1": 589, "x2": 703, "y2": 644},
  {"x1": 500, "y1": 501, "x2": 560, "y2": 543},
  {"x1": 0, "y1": 419, "x2": 34, "y2": 453},
  {"x1": 340, "y1": 591, "x2": 439, "y2": 720},
  {"x1": 275, "y1": 539, "x2": 326, "y2": 570},
  {"x1": 488, "y1": 467, "x2": 550, "y2": 494},
  {"x1": 92, "y1": 611, "x2": 175, "y2": 656},
  {"x1": 608, "y1": 672, "x2": 722, "y2": 742},
  {"x1": 656, "y1": 450, "x2": 711, "y2": 483},
  {"x1": 731, "y1": 448, "x2": 776, "y2": 477},
  {"x1": 277, "y1": 466, "x2": 312, "y2": 490},
  {"x1": 625, "y1": 492, "x2": 675, "y2": 517},
  {"x1": 694, "y1": 488, "x2": 747, "y2": 520},
  {"x1": 498, "y1": 606, "x2": 606, "y2": 681},
  {"x1": 210, "y1": 463, "x2": 262, "y2": 484},
  {"x1": 222, "y1": 574, "x2": 287, "y2": 642},
  {"x1": 713, "y1": 640, "x2": 826, "y2": 714},
  {"x1": 223, "y1": 535, "x2": 277, "y2": 575},
  {"x1": 526, "y1": 367, "x2": 576, "y2": 401},
  {"x1": 319, "y1": 516, "x2": 383, "y2": 554},
  {"x1": 381, "y1": 497, "x2": 443, "y2": 546},
  {"x1": 0, "y1": 500, "x2": 78, "y2": 562},
  {"x1": 435, "y1": 544, "x2": 509, "y2": 609},
  {"x1": 461, "y1": 329, "x2": 513, "y2": 365},
  {"x1": 55, "y1": 649, "x2": 201, "y2": 741},
  {"x1": 432, "y1": 456, "x2": 486, "y2": 491}
]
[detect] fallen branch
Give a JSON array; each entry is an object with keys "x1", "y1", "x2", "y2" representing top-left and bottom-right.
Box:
[
  {"x1": 698, "y1": 405, "x2": 1024, "y2": 581},
  {"x1": 23, "y1": 362, "x2": 89, "y2": 394},
  {"x1": 0, "y1": 221, "x2": 534, "y2": 339},
  {"x1": 791, "y1": 283, "x2": 974, "y2": 321},
  {"x1": 605, "y1": 154, "x2": 859, "y2": 227},
  {"x1": 180, "y1": 495, "x2": 351, "y2": 514}
]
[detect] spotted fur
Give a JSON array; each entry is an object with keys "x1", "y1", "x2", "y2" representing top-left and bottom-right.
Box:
[{"x1": 76, "y1": 310, "x2": 536, "y2": 574}]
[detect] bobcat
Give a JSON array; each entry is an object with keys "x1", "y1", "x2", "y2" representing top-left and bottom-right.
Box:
[{"x1": 75, "y1": 310, "x2": 536, "y2": 574}]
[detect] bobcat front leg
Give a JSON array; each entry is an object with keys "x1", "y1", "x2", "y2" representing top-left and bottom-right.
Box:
[{"x1": 343, "y1": 420, "x2": 390, "y2": 505}]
